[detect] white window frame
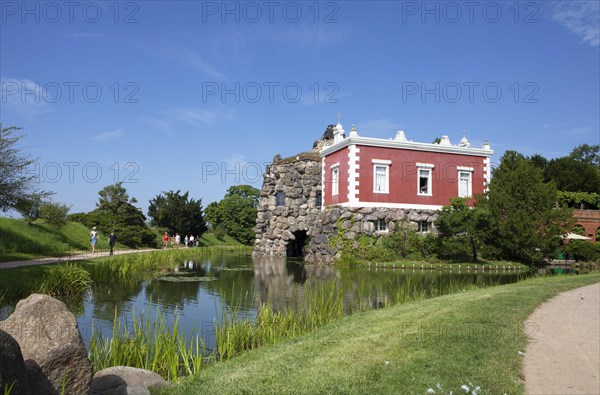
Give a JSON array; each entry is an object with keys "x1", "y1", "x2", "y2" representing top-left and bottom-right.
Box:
[
  {"x1": 457, "y1": 166, "x2": 474, "y2": 198},
  {"x1": 416, "y1": 163, "x2": 434, "y2": 196},
  {"x1": 372, "y1": 159, "x2": 391, "y2": 194},
  {"x1": 331, "y1": 164, "x2": 339, "y2": 196},
  {"x1": 418, "y1": 221, "x2": 430, "y2": 233},
  {"x1": 375, "y1": 219, "x2": 388, "y2": 232}
]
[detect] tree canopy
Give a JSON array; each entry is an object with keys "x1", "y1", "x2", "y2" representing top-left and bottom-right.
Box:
[
  {"x1": 70, "y1": 182, "x2": 155, "y2": 247},
  {"x1": 434, "y1": 197, "x2": 490, "y2": 262},
  {"x1": 0, "y1": 124, "x2": 50, "y2": 211},
  {"x1": 208, "y1": 185, "x2": 259, "y2": 245},
  {"x1": 148, "y1": 190, "x2": 207, "y2": 237},
  {"x1": 487, "y1": 151, "x2": 573, "y2": 263}
]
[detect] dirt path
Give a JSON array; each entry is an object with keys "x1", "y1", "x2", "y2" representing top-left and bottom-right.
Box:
[
  {"x1": 0, "y1": 248, "x2": 157, "y2": 270},
  {"x1": 523, "y1": 282, "x2": 600, "y2": 395}
]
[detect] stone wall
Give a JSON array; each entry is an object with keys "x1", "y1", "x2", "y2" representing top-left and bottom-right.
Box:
[
  {"x1": 253, "y1": 153, "x2": 322, "y2": 258},
  {"x1": 304, "y1": 206, "x2": 438, "y2": 264},
  {"x1": 253, "y1": 151, "x2": 439, "y2": 265}
]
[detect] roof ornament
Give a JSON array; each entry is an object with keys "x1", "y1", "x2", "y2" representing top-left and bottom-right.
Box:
[
  {"x1": 459, "y1": 131, "x2": 470, "y2": 147},
  {"x1": 349, "y1": 124, "x2": 358, "y2": 137}
]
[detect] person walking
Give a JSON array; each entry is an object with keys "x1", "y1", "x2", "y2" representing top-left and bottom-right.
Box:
[
  {"x1": 90, "y1": 226, "x2": 99, "y2": 254},
  {"x1": 184, "y1": 235, "x2": 189, "y2": 248},
  {"x1": 162, "y1": 232, "x2": 169, "y2": 248},
  {"x1": 108, "y1": 230, "x2": 117, "y2": 255}
]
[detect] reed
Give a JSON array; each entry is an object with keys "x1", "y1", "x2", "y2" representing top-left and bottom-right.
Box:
[
  {"x1": 88, "y1": 304, "x2": 206, "y2": 381},
  {"x1": 38, "y1": 262, "x2": 92, "y2": 297},
  {"x1": 215, "y1": 282, "x2": 344, "y2": 361}
]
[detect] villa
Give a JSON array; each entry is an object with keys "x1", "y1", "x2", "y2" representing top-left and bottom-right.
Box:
[{"x1": 253, "y1": 118, "x2": 493, "y2": 264}]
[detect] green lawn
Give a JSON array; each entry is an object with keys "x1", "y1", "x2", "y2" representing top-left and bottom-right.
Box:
[
  {"x1": 0, "y1": 217, "x2": 111, "y2": 261},
  {"x1": 164, "y1": 273, "x2": 600, "y2": 395}
]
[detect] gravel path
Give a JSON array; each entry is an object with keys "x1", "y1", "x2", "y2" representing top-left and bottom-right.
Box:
[
  {"x1": 0, "y1": 249, "x2": 157, "y2": 269},
  {"x1": 524, "y1": 282, "x2": 600, "y2": 395}
]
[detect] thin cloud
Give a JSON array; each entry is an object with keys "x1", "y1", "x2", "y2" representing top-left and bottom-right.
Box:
[
  {"x1": 1, "y1": 77, "x2": 54, "y2": 119},
  {"x1": 91, "y1": 128, "x2": 124, "y2": 142},
  {"x1": 66, "y1": 33, "x2": 103, "y2": 38},
  {"x1": 167, "y1": 44, "x2": 225, "y2": 80},
  {"x1": 552, "y1": 1, "x2": 600, "y2": 47}
]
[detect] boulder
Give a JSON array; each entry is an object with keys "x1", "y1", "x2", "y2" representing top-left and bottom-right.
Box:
[
  {"x1": 0, "y1": 294, "x2": 92, "y2": 395},
  {"x1": 0, "y1": 330, "x2": 31, "y2": 395},
  {"x1": 89, "y1": 366, "x2": 168, "y2": 395}
]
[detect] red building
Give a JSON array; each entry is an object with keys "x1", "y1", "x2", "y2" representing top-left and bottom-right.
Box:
[{"x1": 321, "y1": 122, "x2": 493, "y2": 210}]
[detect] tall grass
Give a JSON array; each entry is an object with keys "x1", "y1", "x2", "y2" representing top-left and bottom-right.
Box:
[
  {"x1": 215, "y1": 282, "x2": 344, "y2": 361},
  {"x1": 88, "y1": 304, "x2": 206, "y2": 381},
  {"x1": 38, "y1": 262, "x2": 93, "y2": 297}
]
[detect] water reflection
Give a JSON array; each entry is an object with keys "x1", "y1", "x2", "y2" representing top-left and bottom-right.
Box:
[{"x1": 70, "y1": 253, "x2": 526, "y2": 351}]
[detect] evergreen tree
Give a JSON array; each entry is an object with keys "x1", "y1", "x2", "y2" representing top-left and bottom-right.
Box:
[
  {"x1": 487, "y1": 151, "x2": 573, "y2": 264},
  {"x1": 434, "y1": 197, "x2": 490, "y2": 262},
  {"x1": 148, "y1": 190, "x2": 207, "y2": 237}
]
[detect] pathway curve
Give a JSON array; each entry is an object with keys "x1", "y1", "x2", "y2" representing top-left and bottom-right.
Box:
[
  {"x1": 0, "y1": 248, "x2": 157, "y2": 270},
  {"x1": 523, "y1": 282, "x2": 600, "y2": 395}
]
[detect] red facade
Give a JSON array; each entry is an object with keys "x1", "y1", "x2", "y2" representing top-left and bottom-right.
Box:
[{"x1": 321, "y1": 132, "x2": 492, "y2": 209}]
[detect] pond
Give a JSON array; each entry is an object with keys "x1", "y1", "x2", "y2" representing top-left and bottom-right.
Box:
[{"x1": 73, "y1": 252, "x2": 526, "y2": 352}]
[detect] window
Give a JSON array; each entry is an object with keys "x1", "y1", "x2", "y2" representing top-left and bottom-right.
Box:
[
  {"x1": 315, "y1": 191, "x2": 322, "y2": 208},
  {"x1": 276, "y1": 192, "x2": 285, "y2": 206},
  {"x1": 417, "y1": 163, "x2": 434, "y2": 196},
  {"x1": 375, "y1": 219, "x2": 387, "y2": 232},
  {"x1": 372, "y1": 159, "x2": 391, "y2": 194},
  {"x1": 418, "y1": 221, "x2": 430, "y2": 233},
  {"x1": 457, "y1": 167, "x2": 473, "y2": 198},
  {"x1": 331, "y1": 165, "x2": 339, "y2": 196}
]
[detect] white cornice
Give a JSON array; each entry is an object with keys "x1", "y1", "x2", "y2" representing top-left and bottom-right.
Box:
[
  {"x1": 336, "y1": 201, "x2": 444, "y2": 210},
  {"x1": 320, "y1": 136, "x2": 493, "y2": 158}
]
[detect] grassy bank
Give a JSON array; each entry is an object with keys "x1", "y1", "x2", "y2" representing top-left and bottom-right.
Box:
[
  {"x1": 0, "y1": 217, "x2": 108, "y2": 261},
  {"x1": 164, "y1": 273, "x2": 600, "y2": 395},
  {"x1": 0, "y1": 216, "x2": 246, "y2": 262}
]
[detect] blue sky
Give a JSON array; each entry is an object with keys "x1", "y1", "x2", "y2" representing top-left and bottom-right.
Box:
[{"x1": 1, "y1": 0, "x2": 599, "y2": 214}]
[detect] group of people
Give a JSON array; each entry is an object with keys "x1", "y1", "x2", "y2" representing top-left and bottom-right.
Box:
[
  {"x1": 89, "y1": 227, "x2": 117, "y2": 255},
  {"x1": 162, "y1": 232, "x2": 201, "y2": 248}
]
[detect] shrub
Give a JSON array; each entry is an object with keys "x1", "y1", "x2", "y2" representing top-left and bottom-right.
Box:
[
  {"x1": 563, "y1": 241, "x2": 600, "y2": 262},
  {"x1": 40, "y1": 201, "x2": 70, "y2": 228}
]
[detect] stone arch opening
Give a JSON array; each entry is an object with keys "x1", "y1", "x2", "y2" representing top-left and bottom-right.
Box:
[
  {"x1": 572, "y1": 224, "x2": 586, "y2": 235},
  {"x1": 287, "y1": 230, "x2": 308, "y2": 257}
]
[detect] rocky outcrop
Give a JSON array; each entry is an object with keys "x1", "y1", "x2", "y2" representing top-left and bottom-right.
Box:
[
  {"x1": 0, "y1": 294, "x2": 92, "y2": 395},
  {"x1": 0, "y1": 329, "x2": 31, "y2": 395},
  {"x1": 89, "y1": 366, "x2": 168, "y2": 395}
]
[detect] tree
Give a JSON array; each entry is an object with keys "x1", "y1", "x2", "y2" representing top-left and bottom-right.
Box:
[
  {"x1": 15, "y1": 193, "x2": 44, "y2": 224},
  {"x1": 204, "y1": 201, "x2": 222, "y2": 230},
  {"x1": 147, "y1": 190, "x2": 207, "y2": 237},
  {"x1": 569, "y1": 143, "x2": 599, "y2": 167},
  {"x1": 40, "y1": 201, "x2": 70, "y2": 228},
  {"x1": 487, "y1": 151, "x2": 573, "y2": 264},
  {"x1": 544, "y1": 157, "x2": 600, "y2": 193},
  {"x1": 0, "y1": 124, "x2": 50, "y2": 211},
  {"x1": 434, "y1": 197, "x2": 490, "y2": 262},
  {"x1": 70, "y1": 182, "x2": 155, "y2": 247},
  {"x1": 218, "y1": 185, "x2": 259, "y2": 245}
]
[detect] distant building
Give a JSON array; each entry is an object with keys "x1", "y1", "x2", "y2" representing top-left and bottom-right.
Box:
[
  {"x1": 253, "y1": 118, "x2": 493, "y2": 264},
  {"x1": 321, "y1": 121, "x2": 492, "y2": 210}
]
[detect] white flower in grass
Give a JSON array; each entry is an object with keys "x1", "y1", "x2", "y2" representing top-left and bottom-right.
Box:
[
  {"x1": 426, "y1": 388, "x2": 435, "y2": 394},
  {"x1": 461, "y1": 384, "x2": 470, "y2": 392},
  {"x1": 436, "y1": 383, "x2": 442, "y2": 390},
  {"x1": 384, "y1": 360, "x2": 390, "y2": 366}
]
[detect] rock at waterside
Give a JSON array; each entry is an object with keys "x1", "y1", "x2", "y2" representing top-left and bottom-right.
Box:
[
  {"x1": 0, "y1": 294, "x2": 92, "y2": 395},
  {"x1": 0, "y1": 329, "x2": 31, "y2": 395},
  {"x1": 89, "y1": 366, "x2": 169, "y2": 395}
]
